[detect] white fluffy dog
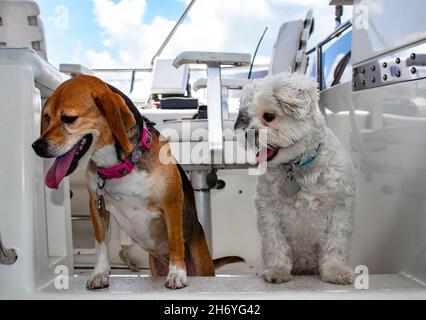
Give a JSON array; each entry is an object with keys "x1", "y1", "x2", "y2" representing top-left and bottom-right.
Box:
[{"x1": 234, "y1": 73, "x2": 356, "y2": 285}]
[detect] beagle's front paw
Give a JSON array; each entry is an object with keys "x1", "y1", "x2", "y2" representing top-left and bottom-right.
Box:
[
  {"x1": 263, "y1": 266, "x2": 292, "y2": 284},
  {"x1": 86, "y1": 272, "x2": 110, "y2": 290},
  {"x1": 165, "y1": 265, "x2": 188, "y2": 290},
  {"x1": 320, "y1": 259, "x2": 354, "y2": 285}
]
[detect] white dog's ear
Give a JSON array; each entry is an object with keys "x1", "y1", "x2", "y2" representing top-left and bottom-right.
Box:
[
  {"x1": 300, "y1": 77, "x2": 320, "y2": 106},
  {"x1": 272, "y1": 77, "x2": 319, "y2": 119},
  {"x1": 271, "y1": 86, "x2": 307, "y2": 119}
]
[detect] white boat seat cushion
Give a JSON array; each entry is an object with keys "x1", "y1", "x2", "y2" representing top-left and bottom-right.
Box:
[
  {"x1": 269, "y1": 20, "x2": 305, "y2": 75},
  {"x1": 151, "y1": 59, "x2": 189, "y2": 96}
]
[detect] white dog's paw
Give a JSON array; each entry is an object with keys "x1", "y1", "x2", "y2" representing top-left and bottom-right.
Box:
[
  {"x1": 263, "y1": 266, "x2": 292, "y2": 284},
  {"x1": 320, "y1": 259, "x2": 354, "y2": 285},
  {"x1": 165, "y1": 265, "x2": 188, "y2": 290},
  {"x1": 86, "y1": 272, "x2": 110, "y2": 290}
]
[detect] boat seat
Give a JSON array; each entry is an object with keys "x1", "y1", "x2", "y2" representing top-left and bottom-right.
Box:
[
  {"x1": 269, "y1": 12, "x2": 314, "y2": 75},
  {"x1": 151, "y1": 58, "x2": 190, "y2": 96},
  {"x1": 0, "y1": 0, "x2": 48, "y2": 60},
  {"x1": 191, "y1": 10, "x2": 315, "y2": 98}
]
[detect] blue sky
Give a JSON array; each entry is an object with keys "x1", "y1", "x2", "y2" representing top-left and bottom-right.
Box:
[
  {"x1": 37, "y1": 0, "x2": 188, "y2": 67},
  {"x1": 35, "y1": 0, "x2": 347, "y2": 69},
  {"x1": 37, "y1": 0, "x2": 99, "y2": 66}
]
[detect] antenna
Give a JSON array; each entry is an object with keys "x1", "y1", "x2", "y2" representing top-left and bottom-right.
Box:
[
  {"x1": 248, "y1": 27, "x2": 268, "y2": 80},
  {"x1": 150, "y1": 0, "x2": 197, "y2": 66}
]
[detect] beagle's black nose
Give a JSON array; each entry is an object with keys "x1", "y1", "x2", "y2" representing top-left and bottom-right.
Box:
[{"x1": 32, "y1": 139, "x2": 48, "y2": 156}]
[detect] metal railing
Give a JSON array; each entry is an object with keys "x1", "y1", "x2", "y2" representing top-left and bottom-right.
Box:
[{"x1": 150, "y1": 0, "x2": 198, "y2": 66}]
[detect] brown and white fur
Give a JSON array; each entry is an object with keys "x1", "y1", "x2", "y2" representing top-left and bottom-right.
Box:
[{"x1": 32, "y1": 75, "x2": 242, "y2": 290}]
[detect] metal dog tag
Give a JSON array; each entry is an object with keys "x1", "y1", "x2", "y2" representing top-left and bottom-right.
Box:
[
  {"x1": 96, "y1": 175, "x2": 107, "y2": 216},
  {"x1": 283, "y1": 176, "x2": 301, "y2": 197},
  {"x1": 97, "y1": 195, "x2": 106, "y2": 215}
]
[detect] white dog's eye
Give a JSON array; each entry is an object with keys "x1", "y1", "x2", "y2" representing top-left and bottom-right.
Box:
[{"x1": 263, "y1": 113, "x2": 276, "y2": 123}]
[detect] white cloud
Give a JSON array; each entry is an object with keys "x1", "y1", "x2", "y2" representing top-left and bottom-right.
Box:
[
  {"x1": 71, "y1": 41, "x2": 84, "y2": 64},
  {"x1": 270, "y1": 0, "x2": 328, "y2": 7},
  {"x1": 86, "y1": 50, "x2": 116, "y2": 68},
  {"x1": 102, "y1": 39, "x2": 112, "y2": 47},
  {"x1": 88, "y1": 0, "x2": 175, "y2": 67},
  {"x1": 93, "y1": 0, "x2": 147, "y2": 38},
  {"x1": 87, "y1": 0, "x2": 346, "y2": 68}
]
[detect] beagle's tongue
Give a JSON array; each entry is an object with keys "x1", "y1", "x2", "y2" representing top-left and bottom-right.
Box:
[
  {"x1": 256, "y1": 148, "x2": 278, "y2": 165},
  {"x1": 45, "y1": 144, "x2": 79, "y2": 190}
]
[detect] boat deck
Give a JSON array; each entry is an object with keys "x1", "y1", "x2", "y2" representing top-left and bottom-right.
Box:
[{"x1": 36, "y1": 271, "x2": 426, "y2": 299}]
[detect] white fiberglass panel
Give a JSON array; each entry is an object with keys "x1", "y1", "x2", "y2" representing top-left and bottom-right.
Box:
[{"x1": 352, "y1": 0, "x2": 426, "y2": 65}]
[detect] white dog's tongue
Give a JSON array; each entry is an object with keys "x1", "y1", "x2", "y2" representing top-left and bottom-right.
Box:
[
  {"x1": 45, "y1": 144, "x2": 79, "y2": 190},
  {"x1": 256, "y1": 149, "x2": 278, "y2": 164}
]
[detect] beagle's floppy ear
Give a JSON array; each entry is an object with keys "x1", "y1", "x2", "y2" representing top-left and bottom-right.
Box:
[{"x1": 94, "y1": 89, "x2": 136, "y2": 153}]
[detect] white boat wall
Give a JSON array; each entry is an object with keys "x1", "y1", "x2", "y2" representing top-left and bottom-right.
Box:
[{"x1": 0, "y1": 0, "x2": 426, "y2": 299}]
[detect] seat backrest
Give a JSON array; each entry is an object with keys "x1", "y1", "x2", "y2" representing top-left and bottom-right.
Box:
[
  {"x1": 269, "y1": 20, "x2": 304, "y2": 75},
  {"x1": 0, "y1": 0, "x2": 47, "y2": 61},
  {"x1": 269, "y1": 10, "x2": 314, "y2": 75},
  {"x1": 151, "y1": 59, "x2": 190, "y2": 96}
]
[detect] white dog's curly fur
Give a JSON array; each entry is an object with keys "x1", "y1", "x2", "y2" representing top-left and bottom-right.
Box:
[{"x1": 235, "y1": 73, "x2": 356, "y2": 285}]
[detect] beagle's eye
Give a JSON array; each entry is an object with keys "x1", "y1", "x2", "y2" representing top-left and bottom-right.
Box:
[
  {"x1": 61, "y1": 115, "x2": 79, "y2": 124},
  {"x1": 263, "y1": 113, "x2": 276, "y2": 123},
  {"x1": 43, "y1": 114, "x2": 50, "y2": 124}
]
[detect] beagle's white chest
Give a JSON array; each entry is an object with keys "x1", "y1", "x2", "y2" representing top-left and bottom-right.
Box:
[{"x1": 87, "y1": 168, "x2": 166, "y2": 253}]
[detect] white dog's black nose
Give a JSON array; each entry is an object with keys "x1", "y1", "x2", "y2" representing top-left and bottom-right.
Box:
[{"x1": 234, "y1": 108, "x2": 250, "y2": 131}]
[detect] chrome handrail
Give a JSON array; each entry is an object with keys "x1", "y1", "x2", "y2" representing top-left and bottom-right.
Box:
[
  {"x1": 0, "y1": 234, "x2": 17, "y2": 265},
  {"x1": 150, "y1": 0, "x2": 198, "y2": 66}
]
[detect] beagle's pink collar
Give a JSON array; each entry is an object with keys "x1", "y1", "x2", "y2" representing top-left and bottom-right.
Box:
[{"x1": 97, "y1": 128, "x2": 153, "y2": 180}]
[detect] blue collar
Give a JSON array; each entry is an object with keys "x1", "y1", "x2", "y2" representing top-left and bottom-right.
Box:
[{"x1": 290, "y1": 144, "x2": 322, "y2": 168}]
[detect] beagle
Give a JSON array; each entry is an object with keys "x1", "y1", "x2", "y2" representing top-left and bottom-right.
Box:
[{"x1": 32, "y1": 75, "x2": 243, "y2": 290}]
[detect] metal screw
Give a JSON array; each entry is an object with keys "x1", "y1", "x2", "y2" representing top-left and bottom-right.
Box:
[
  {"x1": 361, "y1": 68, "x2": 366, "y2": 74},
  {"x1": 383, "y1": 62, "x2": 388, "y2": 68},
  {"x1": 383, "y1": 74, "x2": 388, "y2": 81},
  {"x1": 411, "y1": 67, "x2": 417, "y2": 74},
  {"x1": 362, "y1": 80, "x2": 366, "y2": 85},
  {"x1": 396, "y1": 70, "x2": 401, "y2": 77},
  {"x1": 371, "y1": 77, "x2": 376, "y2": 83},
  {"x1": 396, "y1": 57, "x2": 401, "y2": 64},
  {"x1": 410, "y1": 53, "x2": 416, "y2": 60},
  {"x1": 371, "y1": 66, "x2": 376, "y2": 71}
]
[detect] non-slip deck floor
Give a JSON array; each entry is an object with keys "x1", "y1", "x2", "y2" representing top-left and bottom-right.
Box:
[
  {"x1": 41, "y1": 273, "x2": 425, "y2": 298},
  {"x1": 73, "y1": 274, "x2": 423, "y2": 292}
]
